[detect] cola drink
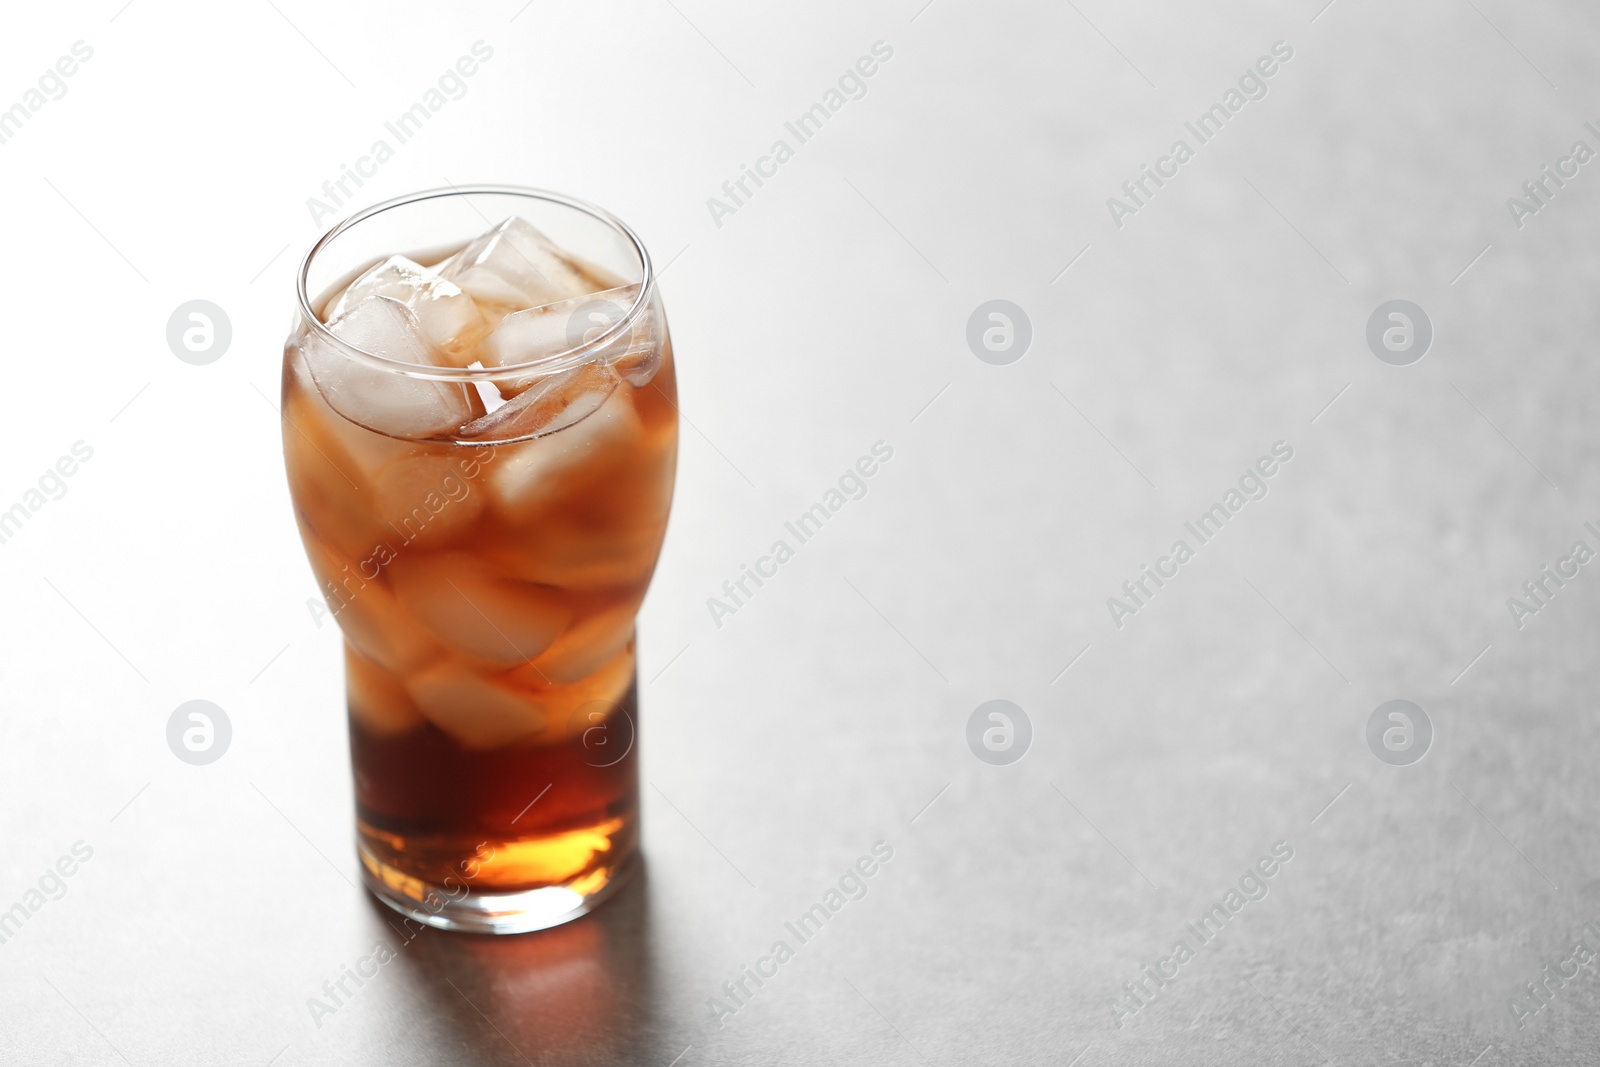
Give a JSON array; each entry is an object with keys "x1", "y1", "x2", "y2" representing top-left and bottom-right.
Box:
[{"x1": 282, "y1": 190, "x2": 676, "y2": 933}]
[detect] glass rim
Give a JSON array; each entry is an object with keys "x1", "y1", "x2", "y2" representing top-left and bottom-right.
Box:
[{"x1": 294, "y1": 184, "x2": 655, "y2": 381}]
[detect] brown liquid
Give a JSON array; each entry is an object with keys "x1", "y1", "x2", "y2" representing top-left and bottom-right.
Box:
[
  {"x1": 351, "y1": 674, "x2": 639, "y2": 895},
  {"x1": 282, "y1": 277, "x2": 676, "y2": 899}
]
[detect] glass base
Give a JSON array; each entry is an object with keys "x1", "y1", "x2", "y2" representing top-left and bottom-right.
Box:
[{"x1": 359, "y1": 841, "x2": 638, "y2": 935}]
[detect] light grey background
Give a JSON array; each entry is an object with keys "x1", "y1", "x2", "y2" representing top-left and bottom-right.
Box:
[{"x1": 1, "y1": 0, "x2": 1598, "y2": 1063}]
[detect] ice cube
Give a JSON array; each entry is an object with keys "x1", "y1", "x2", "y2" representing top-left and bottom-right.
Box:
[
  {"x1": 486, "y1": 522, "x2": 664, "y2": 592},
  {"x1": 327, "y1": 255, "x2": 488, "y2": 364},
  {"x1": 483, "y1": 405, "x2": 673, "y2": 590},
  {"x1": 284, "y1": 381, "x2": 390, "y2": 559},
  {"x1": 585, "y1": 288, "x2": 664, "y2": 387},
  {"x1": 327, "y1": 574, "x2": 443, "y2": 675},
  {"x1": 405, "y1": 662, "x2": 548, "y2": 750},
  {"x1": 458, "y1": 361, "x2": 619, "y2": 442},
  {"x1": 345, "y1": 643, "x2": 425, "y2": 736},
  {"x1": 301, "y1": 296, "x2": 484, "y2": 439},
  {"x1": 510, "y1": 645, "x2": 635, "y2": 742},
  {"x1": 482, "y1": 386, "x2": 646, "y2": 525},
  {"x1": 612, "y1": 318, "x2": 664, "y2": 387},
  {"x1": 480, "y1": 295, "x2": 575, "y2": 369},
  {"x1": 482, "y1": 285, "x2": 634, "y2": 365},
  {"x1": 438, "y1": 217, "x2": 591, "y2": 311},
  {"x1": 388, "y1": 550, "x2": 572, "y2": 665},
  {"x1": 480, "y1": 285, "x2": 660, "y2": 390},
  {"x1": 285, "y1": 344, "x2": 416, "y2": 480},
  {"x1": 528, "y1": 597, "x2": 639, "y2": 684},
  {"x1": 372, "y1": 455, "x2": 485, "y2": 549}
]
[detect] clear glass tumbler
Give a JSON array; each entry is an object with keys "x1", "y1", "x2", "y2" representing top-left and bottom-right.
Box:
[{"x1": 281, "y1": 186, "x2": 677, "y2": 933}]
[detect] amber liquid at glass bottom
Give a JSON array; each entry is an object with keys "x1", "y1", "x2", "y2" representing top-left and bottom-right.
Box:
[{"x1": 281, "y1": 188, "x2": 676, "y2": 933}]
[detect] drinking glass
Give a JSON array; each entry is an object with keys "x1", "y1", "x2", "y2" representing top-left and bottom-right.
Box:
[{"x1": 281, "y1": 186, "x2": 676, "y2": 933}]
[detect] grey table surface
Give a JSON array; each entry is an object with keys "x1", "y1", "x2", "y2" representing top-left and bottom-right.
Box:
[{"x1": 3, "y1": 0, "x2": 1600, "y2": 1063}]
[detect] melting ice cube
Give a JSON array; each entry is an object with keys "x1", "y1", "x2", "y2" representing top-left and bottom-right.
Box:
[
  {"x1": 301, "y1": 295, "x2": 483, "y2": 439},
  {"x1": 439, "y1": 217, "x2": 591, "y2": 312},
  {"x1": 458, "y1": 361, "x2": 620, "y2": 443},
  {"x1": 326, "y1": 255, "x2": 487, "y2": 364}
]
